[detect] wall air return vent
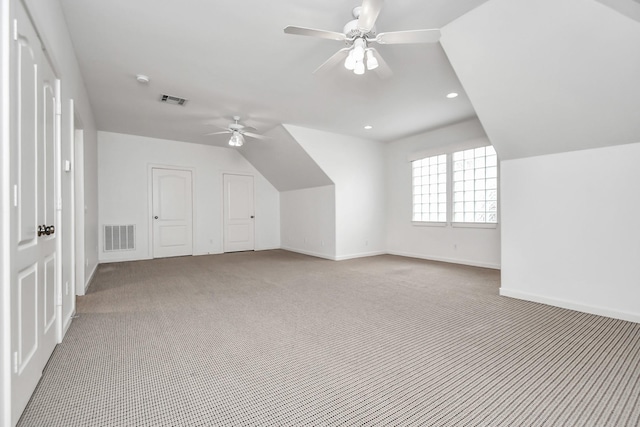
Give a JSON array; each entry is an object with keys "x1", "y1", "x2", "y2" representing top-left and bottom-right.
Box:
[
  {"x1": 160, "y1": 94, "x2": 188, "y2": 106},
  {"x1": 104, "y1": 225, "x2": 136, "y2": 252}
]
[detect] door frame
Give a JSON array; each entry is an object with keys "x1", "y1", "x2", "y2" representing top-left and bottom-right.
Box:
[
  {"x1": 1, "y1": 0, "x2": 12, "y2": 423},
  {"x1": 147, "y1": 164, "x2": 196, "y2": 259},
  {"x1": 72, "y1": 111, "x2": 85, "y2": 295}
]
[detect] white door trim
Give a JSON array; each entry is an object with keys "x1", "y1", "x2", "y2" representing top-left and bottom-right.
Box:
[{"x1": 147, "y1": 164, "x2": 196, "y2": 259}]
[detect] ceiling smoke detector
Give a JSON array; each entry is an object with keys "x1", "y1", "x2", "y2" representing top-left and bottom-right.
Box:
[
  {"x1": 160, "y1": 94, "x2": 188, "y2": 106},
  {"x1": 135, "y1": 74, "x2": 150, "y2": 84}
]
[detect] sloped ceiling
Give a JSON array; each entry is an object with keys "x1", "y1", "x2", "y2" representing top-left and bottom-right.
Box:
[
  {"x1": 441, "y1": 0, "x2": 640, "y2": 160},
  {"x1": 57, "y1": 0, "x2": 487, "y2": 146},
  {"x1": 239, "y1": 125, "x2": 333, "y2": 192}
]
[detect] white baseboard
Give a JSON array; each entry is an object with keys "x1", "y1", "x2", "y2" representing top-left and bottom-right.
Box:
[
  {"x1": 84, "y1": 263, "x2": 98, "y2": 293},
  {"x1": 386, "y1": 250, "x2": 501, "y2": 270},
  {"x1": 280, "y1": 246, "x2": 336, "y2": 260},
  {"x1": 500, "y1": 288, "x2": 640, "y2": 324},
  {"x1": 62, "y1": 308, "x2": 74, "y2": 338},
  {"x1": 334, "y1": 251, "x2": 386, "y2": 261}
]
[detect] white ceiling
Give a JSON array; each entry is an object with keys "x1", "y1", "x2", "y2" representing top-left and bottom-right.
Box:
[
  {"x1": 58, "y1": 0, "x2": 489, "y2": 147},
  {"x1": 442, "y1": 0, "x2": 640, "y2": 160}
]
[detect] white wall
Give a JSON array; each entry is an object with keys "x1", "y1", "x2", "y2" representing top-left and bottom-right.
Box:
[
  {"x1": 280, "y1": 185, "x2": 336, "y2": 259},
  {"x1": 98, "y1": 132, "x2": 280, "y2": 262},
  {"x1": 385, "y1": 118, "x2": 501, "y2": 269},
  {"x1": 284, "y1": 125, "x2": 386, "y2": 260},
  {"x1": 501, "y1": 142, "x2": 640, "y2": 322}
]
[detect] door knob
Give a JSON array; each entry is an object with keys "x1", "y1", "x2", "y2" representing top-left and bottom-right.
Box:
[
  {"x1": 154, "y1": 216, "x2": 158, "y2": 219},
  {"x1": 38, "y1": 225, "x2": 45, "y2": 236}
]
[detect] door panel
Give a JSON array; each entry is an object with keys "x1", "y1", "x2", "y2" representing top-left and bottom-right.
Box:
[
  {"x1": 17, "y1": 265, "x2": 38, "y2": 373},
  {"x1": 16, "y1": 31, "x2": 37, "y2": 246},
  {"x1": 10, "y1": 3, "x2": 61, "y2": 424},
  {"x1": 152, "y1": 168, "x2": 193, "y2": 258},
  {"x1": 223, "y1": 174, "x2": 255, "y2": 252}
]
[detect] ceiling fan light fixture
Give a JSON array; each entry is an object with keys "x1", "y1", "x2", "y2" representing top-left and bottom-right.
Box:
[
  {"x1": 353, "y1": 38, "x2": 366, "y2": 61},
  {"x1": 365, "y1": 49, "x2": 378, "y2": 70},
  {"x1": 354, "y1": 60, "x2": 365, "y2": 75},
  {"x1": 229, "y1": 132, "x2": 244, "y2": 147},
  {"x1": 344, "y1": 49, "x2": 356, "y2": 71}
]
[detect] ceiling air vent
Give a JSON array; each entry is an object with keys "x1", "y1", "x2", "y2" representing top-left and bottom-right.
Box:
[{"x1": 160, "y1": 94, "x2": 188, "y2": 106}]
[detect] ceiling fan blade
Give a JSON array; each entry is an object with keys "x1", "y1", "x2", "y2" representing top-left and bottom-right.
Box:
[
  {"x1": 313, "y1": 48, "x2": 351, "y2": 74},
  {"x1": 375, "y1": 29, "x2": 441, "y2": 45},
  {"x1": 242, "y1": 132, "x2": 269, "y2": 140},
  {"x1": 358, "y1": 0, "x2": 384, "y2": 32},
  {"x1": 204, "y1": 131, "x2": 231, "y2": 136},
  {"x1": 284, "y1": 26, "x2": 346, "y2": 41},
  {"x1": 370, "y1": 48, "x2": 393, "y2": 79}
]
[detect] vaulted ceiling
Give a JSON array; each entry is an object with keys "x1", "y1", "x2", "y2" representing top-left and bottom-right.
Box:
[
  {"x1": 58, "y1": 0, "x2": 488, "y2": 146},
  {"x1": 59, "y1": 0, "x2": 640, "y2": 162}
]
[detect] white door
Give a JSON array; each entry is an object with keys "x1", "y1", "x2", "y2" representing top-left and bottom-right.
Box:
[
  {"x1": 10, "y1": 4, "x2": 60, "y2": 424},
  {"x1": 152, "y1": 168, "x2": 193, "y2": 258},
  {"x1": 223, "y1": 174, "x2": 255, "y2": 252}
]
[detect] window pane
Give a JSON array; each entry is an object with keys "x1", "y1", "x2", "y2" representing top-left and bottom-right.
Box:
[
  {"x1": 452, "y1": 146, "x2": 499, "y2": 223},
  {"x1": 464, "y1": 158, "x2": 474, "y2": 170},
  {"x1": 412, "y1": 155, "x2": 447, "y2": 222}
]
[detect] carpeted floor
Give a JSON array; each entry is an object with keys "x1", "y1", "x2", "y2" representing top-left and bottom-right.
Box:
[{"x1": 17, "y1": 250, "x2": 640, "y2": 426}]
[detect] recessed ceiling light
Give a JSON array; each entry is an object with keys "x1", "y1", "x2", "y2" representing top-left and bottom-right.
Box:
[
  {"x1": 446, "y1": 92, "x2": 459, "y2": 99},
  {"x1": 364, "y1": 125, "x2": 373, "y2": 130},
  {"x1": 136, "y1": 74, "x2": 150, "y2": 84}
]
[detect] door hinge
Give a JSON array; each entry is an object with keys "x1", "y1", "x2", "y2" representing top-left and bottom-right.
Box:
[{"x1": 13, "y1": 352, "x2": 18, "y2": 373}]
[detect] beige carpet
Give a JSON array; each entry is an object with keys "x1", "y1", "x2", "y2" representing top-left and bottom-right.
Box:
[{"x1": 18, "y1": 250, "x2": 640, "y2": 426}]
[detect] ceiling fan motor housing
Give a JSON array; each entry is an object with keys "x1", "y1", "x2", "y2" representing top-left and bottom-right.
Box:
[{"x1": 344, "y1": 19, "x2": 376, "y2": 40}]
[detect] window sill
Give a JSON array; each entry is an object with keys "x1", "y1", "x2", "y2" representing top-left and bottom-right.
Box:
[
  {"x1": 412, "y1": 221, "x2": 447, "y2": 227},
  {"x1": 452, "y1": 222, "x2": 498, "y2": 229}
]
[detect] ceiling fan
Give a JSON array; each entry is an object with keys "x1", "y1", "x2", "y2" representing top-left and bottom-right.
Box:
[
  {"x1": 284, "y1": 0, "x2": 441, "y2": 78},
  {"x1": 205, "y1": 116, "x2": 268, "y2": 147}
]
